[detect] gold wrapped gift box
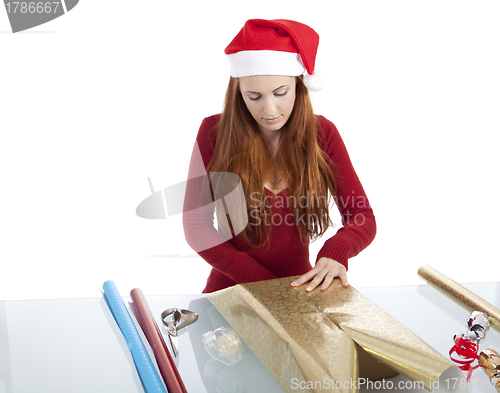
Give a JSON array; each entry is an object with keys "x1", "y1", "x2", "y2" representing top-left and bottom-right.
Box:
[{"x1": 207, "y1": 276, "x2": 462, "y2": 393}]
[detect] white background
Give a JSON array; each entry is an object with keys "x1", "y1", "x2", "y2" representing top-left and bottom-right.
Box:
[{"x1": 1, "y1": 0, "x2": 499, "y2": 301}]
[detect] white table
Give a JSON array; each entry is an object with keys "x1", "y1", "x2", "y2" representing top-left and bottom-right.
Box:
[{"x1": 0, "y1": 282, "x2": 499, "y2": 393}]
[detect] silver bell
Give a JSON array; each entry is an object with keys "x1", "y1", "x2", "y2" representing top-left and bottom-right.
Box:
[
  {"x1": 453, "y1": 330, "x2": 478, "y2": 342},
  {"x1": 466, "y1": 311, "x2": 490, "y2": 343},
  {"x1": 467, "y1": 311, "x2": 490, "y2": 331}
]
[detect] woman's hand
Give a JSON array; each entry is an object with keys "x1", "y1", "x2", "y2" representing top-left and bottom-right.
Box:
[{"x1": 291, "y1": 257, "x2": 348, "y2": 291}]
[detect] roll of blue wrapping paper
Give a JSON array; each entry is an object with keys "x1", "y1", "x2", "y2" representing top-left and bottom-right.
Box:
[{"x1": 102, "y1": 280, "x2": 167, "y2": 393}]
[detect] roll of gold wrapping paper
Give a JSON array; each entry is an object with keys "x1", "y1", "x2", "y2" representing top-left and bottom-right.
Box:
[
  {"x1": 418, "y1": 265, "x2": 500, "y2": 331},
  {"x1": 479, "y1": 349, "x2": 500, "y2": 392}
]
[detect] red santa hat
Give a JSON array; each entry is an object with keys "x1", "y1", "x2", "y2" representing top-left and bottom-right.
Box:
[{"x1": 225, "y1": 19, "x2": 326, "y2": 91}]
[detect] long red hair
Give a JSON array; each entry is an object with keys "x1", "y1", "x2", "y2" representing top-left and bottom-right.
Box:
[{"x1": 207, "y1": 75, "x2": 337, "y2": 247}]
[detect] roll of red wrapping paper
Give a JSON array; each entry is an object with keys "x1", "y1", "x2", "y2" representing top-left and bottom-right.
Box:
[
  {"x1": 418, "y1": 265, "x2": 500, "y2": 331},
  {"x1": 130, "y1": 288, "x2": 188, "y2": 393}
]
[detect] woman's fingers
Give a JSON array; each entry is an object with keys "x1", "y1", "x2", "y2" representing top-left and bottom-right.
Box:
[
  {"x1": 290, "y1": 269, "x2": 317, "y2": 287},
  {"x1": 290, "y1": 258, "x2": 348, "y2": 291},
  {"x1": 338, "y1": 268, "x2": 349, "y2": 287},
  {"x1": 305, "y1": 271, "x2": 327, "y2": 291},
  {"x1": 320, "y1": 271, "x2": 335, "y2": 290}
]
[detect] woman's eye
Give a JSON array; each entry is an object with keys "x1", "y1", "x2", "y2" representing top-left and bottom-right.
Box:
[
  {"x1": 248, "y1": 96, "x2": 261, "y2": 101},
  {"x1": 275, "y1": 90, "x2": 288, "y2": 97}
]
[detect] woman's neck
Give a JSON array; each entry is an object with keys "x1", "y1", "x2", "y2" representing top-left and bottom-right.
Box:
[
  {"x1": 259, "y1": 128, "x2": 286, "y2": 191},
  {"x1": 259, "y1": 128, "x2": 283, "y2": 157}
]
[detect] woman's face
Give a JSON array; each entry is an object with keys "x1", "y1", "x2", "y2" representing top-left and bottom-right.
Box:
[{"x1": 239, "y1": 75, "x2": 296, "y2": 135}]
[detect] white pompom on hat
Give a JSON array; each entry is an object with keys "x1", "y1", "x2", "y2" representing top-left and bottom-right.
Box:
[{"x1": 225, "y1": 19, "x2": 326, "y2": 91}]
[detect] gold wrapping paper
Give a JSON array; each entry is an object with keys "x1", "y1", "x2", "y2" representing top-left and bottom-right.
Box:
[
  {"x1": 418, "y1": 265, "x2": 500, "y2": 331},
  {"x1": 480, "y1": 349, "x2": 500, "y2": 392},
  {"x1": 207, "y1": 276, "x2": 459, "y2": 393}
]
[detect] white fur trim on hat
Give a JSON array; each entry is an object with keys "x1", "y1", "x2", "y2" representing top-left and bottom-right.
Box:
[
  {"x1": 303, "y1": 70, "x2": 326, "y2": 91},
  {"x1": 227, "y1": 50, "x2": 305, "y2": 78}
]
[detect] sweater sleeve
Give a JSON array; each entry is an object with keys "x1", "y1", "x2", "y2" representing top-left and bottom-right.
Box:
[
  {"x1": 315, "y1": 116, "x2": 376, "y2": 269},
  {"x1": 182, "y1": 115, "x2": 279, "y2": 284}
]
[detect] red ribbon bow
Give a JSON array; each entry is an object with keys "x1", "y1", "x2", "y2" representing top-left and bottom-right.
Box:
[{"x1": 449, "y1": 337, "x2": 484, "y2": 381}]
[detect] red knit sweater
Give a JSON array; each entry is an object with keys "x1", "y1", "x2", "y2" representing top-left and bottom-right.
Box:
[{"x1": 183, "y1": 114, "x2": 376, "y2": 293}]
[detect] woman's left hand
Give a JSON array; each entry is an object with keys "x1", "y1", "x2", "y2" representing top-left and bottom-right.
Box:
[{"x1": 291, "y1": 257, "x2": 348, "y2": 291}]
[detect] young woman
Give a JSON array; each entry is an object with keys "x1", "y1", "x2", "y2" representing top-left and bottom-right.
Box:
[{"x1": 183, "y1": 19, "x2": 376, "y2": 293}]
